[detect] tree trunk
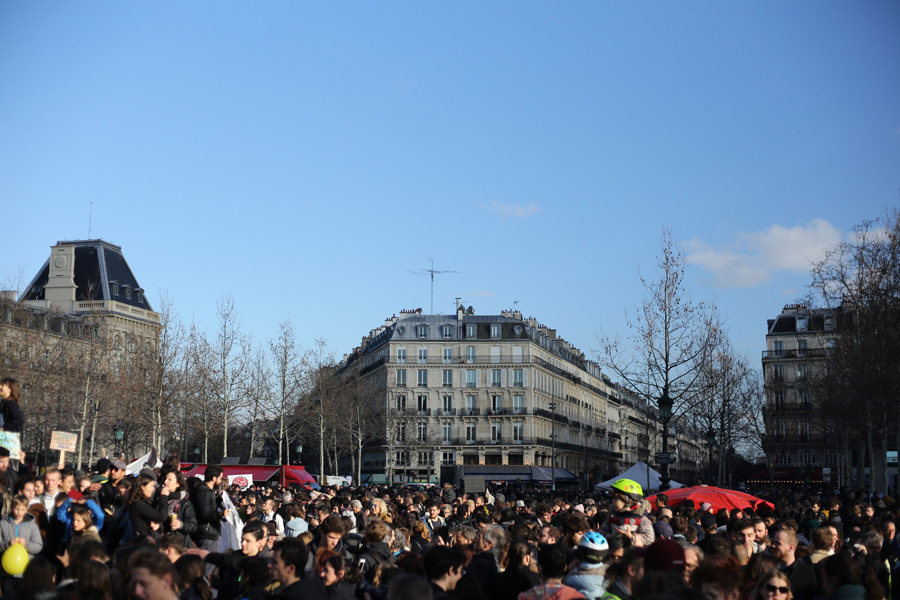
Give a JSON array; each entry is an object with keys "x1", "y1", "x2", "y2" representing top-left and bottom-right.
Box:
[
  {"x1": 222, "y1": 404, "x2": 229, "y2": 458},
  {"x1": 76, "y1": 377, "x2": 91, "y2": 471},
  {"x1": 357, "y1": 437, "x2": 363, "y2": 485},
  {"x1": 88, "y1": 403, "x2": 98, "y2": 467},
  {"x1": 318, "y1": 414, "x2": 325, "y2": 485},
  {"x1": 278, "y1": 412, "x2": 285, "y2": 466}
]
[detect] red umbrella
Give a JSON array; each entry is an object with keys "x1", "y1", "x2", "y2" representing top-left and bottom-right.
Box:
[{"x1": 645, "y1": 486, "x2": 773, "y2": 513}]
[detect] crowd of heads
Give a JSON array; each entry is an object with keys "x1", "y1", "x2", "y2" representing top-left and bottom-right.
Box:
[{"x1": 0, "y1": 428, "x2": 897, "y2": 600}]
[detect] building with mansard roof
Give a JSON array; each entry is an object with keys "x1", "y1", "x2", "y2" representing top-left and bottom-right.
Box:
[
  {"x1": 2, "y1": 240, "x2": 160, "y2": 466},
  {"x1": 762, "y1": 303, "x2": 842, "y2": 484}
]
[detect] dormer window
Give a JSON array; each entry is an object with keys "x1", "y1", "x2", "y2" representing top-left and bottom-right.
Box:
[
  {"x1": 490, "y1": 324, "x2": 501, "y2": 339},
  {"x1": 136, "y1": 289, "x2": 144, "y2": 303},
  {"x1": 466, "y1": 324, "x2": 476, "y2": 338},
  {"x1": 441, "y1": 325, "x2": 453, "y2": 339},
  {"x1": 416, "y1": 325, "x2": 428, "y2": 339},
  {"x1": 110, "y1": 281, "x2": 119, "y2": 296},
  {"x1": 124, "y1": 287, "x2": 132, "y2": 300}
]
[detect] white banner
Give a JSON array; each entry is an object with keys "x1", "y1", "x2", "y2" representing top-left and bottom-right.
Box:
[
  {"x1": 228, "y1": 474, "x2": 254, "y2": 490},
  {"x1": 217, "y1": 490, "x2": 243, "y2": 552}
]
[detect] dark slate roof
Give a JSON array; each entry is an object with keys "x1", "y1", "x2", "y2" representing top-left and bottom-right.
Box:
[{"x1": 21, "y1": 240, "x2": 152, "y2": 311}]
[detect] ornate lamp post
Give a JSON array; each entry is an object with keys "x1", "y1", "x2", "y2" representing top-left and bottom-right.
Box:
[
  {"x1": 114, "y1": 426, "x2": 124, "y2": 459},
  {"x1": 658, "y1": 392, "x2": 673, "y2": 491},
  {"x1": 294, "y1": 444, "x2": 303, "y2": 465},
  {"x1": 705, "y1": 427, "x2": 716, "y2": 484}
]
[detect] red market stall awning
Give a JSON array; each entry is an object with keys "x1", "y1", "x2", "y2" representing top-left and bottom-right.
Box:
[{"x1": 179, "y1": 464, "x2": 316, "y2": 486}]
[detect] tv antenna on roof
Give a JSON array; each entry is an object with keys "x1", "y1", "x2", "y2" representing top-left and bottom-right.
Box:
[{"x1": 408, "y1": 259, "x2": 459, "y2": 314}]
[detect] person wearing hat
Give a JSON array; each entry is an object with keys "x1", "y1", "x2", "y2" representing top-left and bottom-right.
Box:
[
  {"x1": 94, "y1": 458, "x2": 117, "y2": 518},
  {"x1": 637, "y1": 537, "x2": 685, "y2": 574},
  {"x1": 564, "y1": 531, "x2": 610, "y2": 600},
  {"x1": 600, "y1": 479, "x2": 654, "y2": 547}
]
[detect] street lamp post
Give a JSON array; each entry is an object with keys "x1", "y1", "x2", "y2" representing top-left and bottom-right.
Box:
[
  {"x1": 549, "y1": 401, "x2": 557, "y2": 491},
  {"x1": 705, "y1": 428, "x2": 715, "y2": 484},
  {"x1": 658, "y1": 392, "x2": 673, "y2": 491},
  {"x1": 114, "y1": 426, "x2": 124, "y2": 460}
]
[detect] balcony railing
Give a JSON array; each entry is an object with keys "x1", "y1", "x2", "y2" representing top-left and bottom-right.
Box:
[{"x1": 762, "y1": 349, "x2": 829, "y2": 359}]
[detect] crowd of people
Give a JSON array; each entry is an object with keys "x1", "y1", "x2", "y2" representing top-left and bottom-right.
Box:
[
  {"x1": 0, "y1": 448, "x2": 896, "y2": 600},
  {"x1": 0, "y1": 378, "x2": 897, "y2": 600}
]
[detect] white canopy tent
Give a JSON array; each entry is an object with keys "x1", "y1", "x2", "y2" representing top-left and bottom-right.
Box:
[{"x1": 595, "y1": 461, "x2": 684, "y2": 493}]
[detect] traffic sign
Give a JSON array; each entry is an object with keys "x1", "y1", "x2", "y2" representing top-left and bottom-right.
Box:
[{"x1": 656, "y1": 452, "x2": 676, "y2": 465}]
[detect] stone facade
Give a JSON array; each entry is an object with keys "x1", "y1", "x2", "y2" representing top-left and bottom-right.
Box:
[{"x1": 341, "y1": 305, "x2": 703, "y2": 485}]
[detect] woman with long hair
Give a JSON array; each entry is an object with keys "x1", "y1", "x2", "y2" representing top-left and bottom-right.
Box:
[
  {"x1": 690, "y1": 558, "x2": 748, "y2": 600},
  {"x1": 321, "y1": 552, "x2": 360, "y2": 600},
  {"x1": 0, "y1": 378, "x2": 24, "y2": 434},
  {"x1": 157, "y1": 469, "x2": 198, "y2": 546},
  {"x1": 491, "y1": 538, "x2": 541, "y2": 600},
  {"x1": 174, "y1": 554, "x2": 212, "y2": 600},
  {"x1": 17, "y1": 556, "x2": 56, "y2": 600},
  {"x1": 127, "y1": 474, "x2": 170, "y2": 540},
  {"x1": 750, "y1": 569, "x2": 791, "y2": 600},
  {"x1": 820, "y1": 552, "x2": 882, "y2": 600},
  {"x1": 75, "y1": 560, "x2": 113, "y2": 600}
]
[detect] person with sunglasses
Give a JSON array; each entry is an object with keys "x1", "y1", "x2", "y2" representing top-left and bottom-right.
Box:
[{"x1": 752, "y1": 569, "x2": 792, "y2": 600}]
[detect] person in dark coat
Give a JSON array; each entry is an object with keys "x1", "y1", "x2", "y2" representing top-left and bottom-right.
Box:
[
  {"x1": 424, "y1": 545, "x2": 466, "y2": 600},
  {"x1": 771, "y1": 529, "x2": 817, "y2": 600},
  {"x1": 190, "y1": 465, "x2": 226, "y2": 552},
  {"x1": 321, "y1": 553, "x2": 357, "y2": 600},
  {"x1": 159, "y1": 469, "x2": 197, "y2": 547},
  {"x1": 192, "y1": 521, "x2": 267, "y2": 600},
  {"x1": 462, "y1": 525, "x2": 507, "y2": 596},
  {"x1": 358, "y1": 519, "x2": 395, "y2": 582},
  {"x1": 271, "y1": 537, "x2": 328, "y2": 600},
  {"x1": 490, "y1": 539, "x2": 541, "y2": 600},
  {"x1": 0, "y1": 378, "x2": 25, "y2": 434},
  {"x1": 127, "y1": 473, "x2": 169, "y2": 540}
]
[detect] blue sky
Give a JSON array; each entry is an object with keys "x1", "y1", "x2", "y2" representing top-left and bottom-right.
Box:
[{"x1": 1, "y1": 2, "x2": 897, "y2": 366}]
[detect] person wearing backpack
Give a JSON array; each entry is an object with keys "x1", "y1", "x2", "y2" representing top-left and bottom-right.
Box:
[
  {"x1": 190, "y1": 465, "x2": 227, "y2": 552},
  {"x1": 357, "y1": 518, "x2": 393, "y2": 582}
]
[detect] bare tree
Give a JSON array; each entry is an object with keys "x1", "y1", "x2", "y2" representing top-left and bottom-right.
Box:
[
  {"x1": 303, "y1": 339, "x2": 340, "y2": 484},
  {"x1": 599, "y1": 229, "x2": 719, "y2": 488},
  {"x1": 244, "y1": 346, "x2": 271, "y2": 459},
  {"x1": 808, "y1": 207, "x2": 900, "y2": 493},
  {"x1": 72, "y1": 315, "x2": 113, "y2": 470},
  {"x1": 266, "y1": 320, "x2": 304, "y2": 465},
  {"x1": 140, "y1": 293, "x2": 184, "y2": 454},
  {"x1": 209, "y1": 296, "x2": 251, "y2": 459},
  {"x1": 691, "y1": 340, "x2": 757, "y2": 486},
  {"x1": 342, "y1": 372, "x2": 383, "y2": 484},
  {"x1": 184, "y1": 321, "x2": 218, "y2": 463}
]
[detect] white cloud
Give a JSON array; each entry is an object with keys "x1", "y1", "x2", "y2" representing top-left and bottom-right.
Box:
[
  {"x1": 686, "y1": 219, "x2": 842, "y2": 288},
  {"x1": 482, "y1": 201, "x2": 539, "y2": 219}
]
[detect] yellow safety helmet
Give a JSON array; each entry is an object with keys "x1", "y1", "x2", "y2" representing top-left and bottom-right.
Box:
[{"x1": 611, "y1": 478, "x2": 644, "y2": 501}]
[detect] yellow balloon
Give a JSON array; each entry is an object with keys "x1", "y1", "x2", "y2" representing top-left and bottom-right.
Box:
[{"x1": 2, "y1": 544, "x2": 28, "y2": 576}]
